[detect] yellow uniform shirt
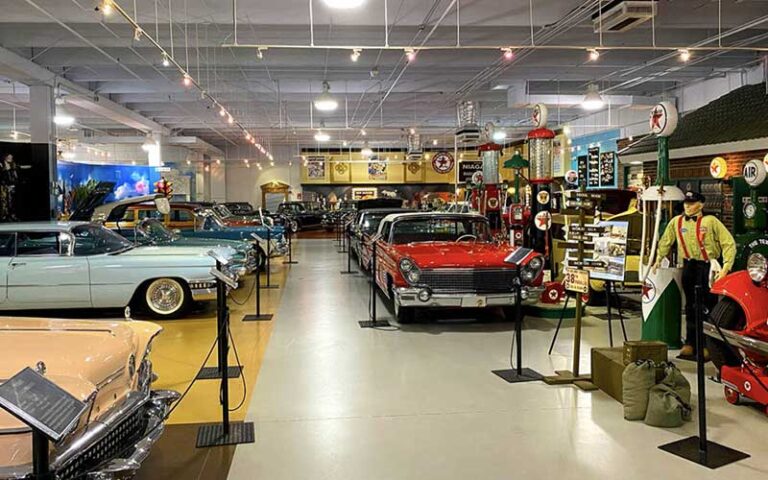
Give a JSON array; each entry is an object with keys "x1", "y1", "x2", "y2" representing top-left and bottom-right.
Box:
[{"x1": 656, "y1": 214, "x2": 736, "y2": 271}]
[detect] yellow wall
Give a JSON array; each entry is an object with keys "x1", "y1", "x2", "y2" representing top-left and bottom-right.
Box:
[{"x1": 300, "y1": 149, "x2": 537, "y2": 185}]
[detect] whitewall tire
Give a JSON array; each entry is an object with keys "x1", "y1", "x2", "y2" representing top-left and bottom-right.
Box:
[{"x1": 144, "y1": 278, "x2": 188, "y2": 318}]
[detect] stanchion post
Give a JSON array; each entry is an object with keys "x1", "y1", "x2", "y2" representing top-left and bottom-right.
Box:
[
  {"x1": 340, "y1": 223, "x2": 356, "y2": 275},
  {"x1": 492, "y1": 269, "x2": 544, "y2": 383},
  {"x1": 658, "y1": 285, "x2": 749, "y2": 468},
  {"x1": 359, "y1": 239, "x2": 389, "y2": 328},
  {"x1": 197, "y1": 256, "x2": 254, "y2": 448},
  {"x1": 243, "y1": 250, "x2": 273, "y2": 322},
  {"x1": 283, "y1": 225, "x2": 298, "y2": 265},
  {"x1": 261, "y1": 229, "x2": 279, "y2": 289}
]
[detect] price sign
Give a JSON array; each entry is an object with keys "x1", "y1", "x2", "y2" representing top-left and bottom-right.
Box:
[{"x1": 563, "y1": 267, "x2": 590, "y2": 294}]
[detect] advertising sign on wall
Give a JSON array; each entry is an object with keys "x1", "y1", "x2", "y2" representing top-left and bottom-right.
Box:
[
  {"x1": 368, "y1": 157, "x2": 387, "y2": 180},
  {"x1": 306, "y1": 156, "x2": 326, "y2": 179},
  {"x1": 459, "y1": 160, "x2": 483, "y2": 183}
]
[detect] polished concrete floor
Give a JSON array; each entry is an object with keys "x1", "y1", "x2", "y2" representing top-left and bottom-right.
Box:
[{"x1": 228, "y1": 239, "x2": 768, "y2": 480}]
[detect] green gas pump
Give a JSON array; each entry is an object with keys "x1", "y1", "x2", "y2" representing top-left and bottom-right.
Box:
[{"x1": 732, "y1": 158, "x2": 768, "y2": 270}]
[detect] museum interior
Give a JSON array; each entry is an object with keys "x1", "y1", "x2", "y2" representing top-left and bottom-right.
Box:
[{"x1": 1, "y1": 0, "x2": 768, "y2": 479}]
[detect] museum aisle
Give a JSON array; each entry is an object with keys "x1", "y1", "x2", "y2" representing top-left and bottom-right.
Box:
[{"x1": 228, "y1": 239, "x2": 768, "y2": 480}]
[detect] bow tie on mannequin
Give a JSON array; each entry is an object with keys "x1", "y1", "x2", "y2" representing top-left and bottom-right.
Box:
[{"x1": 684, "y1": 214, "x2": 701, "y2": 221}]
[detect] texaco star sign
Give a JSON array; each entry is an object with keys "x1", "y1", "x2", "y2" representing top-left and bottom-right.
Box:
[{"x1": 649, "y1": 101, "x2": 678, "y2": 137}]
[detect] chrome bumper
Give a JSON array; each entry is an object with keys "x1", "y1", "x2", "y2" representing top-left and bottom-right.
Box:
[
  {"x1": 394, "y1": 286, "x2": 543, "y2": 309},
  {"x1": 191, "y1": 286, "x2": 216, "y2": 301},
  {"x1": 704, "y1": 322, "x2": 768, "y2": 356}
]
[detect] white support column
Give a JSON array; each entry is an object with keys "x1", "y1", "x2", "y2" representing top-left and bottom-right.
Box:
[{"x1": 28, "y1": 84, "x2": 57, "y2": 219}]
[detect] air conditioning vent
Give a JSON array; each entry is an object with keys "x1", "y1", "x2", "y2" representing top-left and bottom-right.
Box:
[{"x1": 592, "y1": 0, "x2": 657, "y2": 33}]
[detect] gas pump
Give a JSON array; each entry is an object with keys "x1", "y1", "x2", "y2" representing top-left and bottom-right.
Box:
[
  {"x1": 471, "y1": 122, "x2": 504, "y2": 231},
  {"x1": 730, "y1": 157, "x2": 768, "y2": 270},
  {"x1": 640, "y1": 101, "x2": 686, "y2": 348},
  {"x1": 527, "y1": 104, "x2": 555, "y2": 256},
  {"x1": 503, "y1": 151, "x2": 531, "y2": 247}
]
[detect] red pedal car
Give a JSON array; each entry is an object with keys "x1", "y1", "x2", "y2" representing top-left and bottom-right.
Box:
[
  {"x1": 707, "y1": 254, "x2": 768, "y2": 414},
  {"x1": 370, "y1": 212, "x2": 545, "y2": 323}
]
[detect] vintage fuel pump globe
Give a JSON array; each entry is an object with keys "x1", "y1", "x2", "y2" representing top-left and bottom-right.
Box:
[
  {"x1": 527, "y1": 104, "x2": 555, "y2": 255},
  {"x1": 640, "y1": 101, "x2": 687, "y2": 347}
]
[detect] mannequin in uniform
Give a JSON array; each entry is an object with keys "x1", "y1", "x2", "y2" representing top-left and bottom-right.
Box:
[{"x1": 654, "y1": 191, "x2": 736, "y2": 359}]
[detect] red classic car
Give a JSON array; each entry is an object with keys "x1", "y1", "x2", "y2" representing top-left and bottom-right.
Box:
[{"x1": 371, "y1": 212, "x2": 545, "y2": 323}]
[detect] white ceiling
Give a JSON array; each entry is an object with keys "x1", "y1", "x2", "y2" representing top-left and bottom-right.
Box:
[{"x1": 0, "y1": 0, "x2": 767, "y2": 156}]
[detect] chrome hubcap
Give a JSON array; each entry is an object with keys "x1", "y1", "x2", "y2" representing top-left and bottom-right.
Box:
[{"x1": 147, "y1": 279, "x2": 183, "y2": 314}]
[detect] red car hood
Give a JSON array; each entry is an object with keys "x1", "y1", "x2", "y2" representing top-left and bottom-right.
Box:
[{"x1": 392, "y1": 242, "x2": 522, "y2": 268}]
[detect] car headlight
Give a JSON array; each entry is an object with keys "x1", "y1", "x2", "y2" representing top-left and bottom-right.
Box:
[
  {"x1": 521, "y1": 269, "x2": 535, "y2": 282},
  {"x1": 407, "y1": 269, "x2": 421, "y2": 284},
  {"x1": 528, "y1": 256, "x2": 543, "y2": 272},
  {"x1": 521, "y1": 254, "x2": 544, "y2": 284},
  {"x1": 747, "y1": 253, "x2": 767, "y2": 282},
  {"x1": 399, "y1": 258, "x2": 415, "y2": 273}
]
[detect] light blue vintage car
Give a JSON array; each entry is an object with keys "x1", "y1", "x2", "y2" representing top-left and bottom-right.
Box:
[{"x1": 0, "y1": 222, "x2": 236, "y2": 318}]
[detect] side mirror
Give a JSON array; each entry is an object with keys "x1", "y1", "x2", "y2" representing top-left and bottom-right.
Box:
[{"x1": 172, "y1": 228, "x2": 182, "y2": 234}]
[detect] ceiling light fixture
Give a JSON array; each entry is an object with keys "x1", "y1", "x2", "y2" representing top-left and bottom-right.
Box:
[
  {"x1": 501, "y1": 48, "x2": 514, "y2": 60},
  {"x1": 314, "y1": 81, "x2": 338, "y2": 112},
  {"x1": 361, "y1": 142, "x2": 373, "y2": 157},
  {"x1": 99, "y1": 0, "x2": 114, "y2": 16},
  {"x1": 182, "y1": 73, "x2": 192, "y2": 87},
  {"x1": 492, "y1": 130, "x2": 507, "y2": 142},
  {"x1": 256, "y1": 47, "x2": 266, "y2": 59},
  {"x1": 581, "y1": 84, "x2": 604, "y2": 111},
  {"x1": 227, "y1": 115, "x2": 234, "y2": 124},
  {"x1": 314, "y1": 130, "x2": 330, "y2": 142},
  {"x1": 350, "y1": 49, "x2": 361, "y2": 62},
  {"x1": 342, "y1": 140, "x2": 348, "y2": 147},
  {"x1": 678, "y1": 49, "x2": 691, "y2": 62},
  {"x1": 219, "y1": 106, "x2": 226, "y2": 117},
  {"x1": 360, "y1": 129, "x2": 367, "y2": 136},
  {"x1": 53, "y1": 108, "x2": 75, "y2": 127},
  {"x1": 322, "y1": 0, "x2": 364, "y2": 9},
  {"x1": 216, "y1": 158, "x2": 222, "y2": 165},
  {"x1": 161, "y1": 53, "x2": 170, "y2": 67},
  {"x1": 404, "y1": 48, "x2": 416, "y2": 62},
  {"x1": 587, "y1": 48, "x2": 600, "y2": 61},
  {"x1": 432, "y1": 139, "x2": 438, "y2": 146}
]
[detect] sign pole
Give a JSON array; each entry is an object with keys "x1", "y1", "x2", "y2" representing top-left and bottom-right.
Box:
[
  {"x1": 32, "y1": 429, "x2": 52, "y2": 480},
  {"x1": 283, "y1": 226, "x2": 298, "y2": 265},
  {"x1": 359, "y1": 241, "x2": 389, "y2": 328},
  {"x1": 243, "y1": 250, "x2": 273, "y2": 321},
  {"x1": 263, "y1": 229, "x2": 279, "y2": 289}
]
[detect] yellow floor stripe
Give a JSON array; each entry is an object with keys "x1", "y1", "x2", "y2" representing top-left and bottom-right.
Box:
[{"x1": 151, "y1": 263, "x2": 287, "y2": 425}]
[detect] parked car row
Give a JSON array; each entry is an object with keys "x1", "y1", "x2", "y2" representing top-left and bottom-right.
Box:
[{"x1": 0, "y1": 190, "x2": 297, "y2": 479}]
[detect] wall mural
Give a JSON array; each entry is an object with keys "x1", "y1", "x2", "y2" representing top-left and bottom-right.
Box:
[{"x1": 57, "y1": 161, "x2": 163, "y2": 215}]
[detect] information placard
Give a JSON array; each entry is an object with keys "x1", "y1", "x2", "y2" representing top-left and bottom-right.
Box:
[{"x1": 0, "y1": 367, "x2": 87, "y2": 442}]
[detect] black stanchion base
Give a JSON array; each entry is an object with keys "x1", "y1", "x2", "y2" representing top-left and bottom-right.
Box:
[
  {"x1": 340, "y1": 270, "x2": 358, "y2": 275},
  {"x1": 283, "y1": 260, "x2": 299, "y2": 265},
  {"x1": 492, "y1": 368, "x2": 545, "y2": 384},
  {"x1": 261, "y1": 284, "x2": 280, "y2": 289},
  {"x1": 358, "y1": 319, "x2": 391, "y2": 328},
  {"x1": 242, "y1": 313, "x2": 273, "y2": 322},
  {"x1": 196, "y1": 366, "x2": 242, "y2": 380},
  {"x1": 196, "y1": 422, "x2": 255, "y2": 448},
  {"x1": 659, "y1": 436, "x2": 749, "y2": 469}
]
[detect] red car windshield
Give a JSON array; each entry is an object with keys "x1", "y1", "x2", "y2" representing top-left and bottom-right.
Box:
[{"x1": 390, "y1": 217, "x2": 490, "y2": 244}]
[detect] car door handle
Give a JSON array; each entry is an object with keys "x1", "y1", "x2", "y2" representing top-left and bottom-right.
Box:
[{"x1": 10, "y1": 261, "x2": 26, "y2": 268}]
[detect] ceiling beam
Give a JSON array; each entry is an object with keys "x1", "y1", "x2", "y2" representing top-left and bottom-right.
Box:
[{"x1": 0, "y1": 45, "x2": 170, "y2": 135}]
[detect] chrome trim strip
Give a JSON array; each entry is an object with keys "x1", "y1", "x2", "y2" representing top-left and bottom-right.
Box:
[{"x1": 703, "y1": 322, "x2": 768, "y2": 356}]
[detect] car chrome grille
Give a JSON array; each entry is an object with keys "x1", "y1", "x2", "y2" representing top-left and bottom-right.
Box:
[
  {"x1": 419, "y1": 268, "x2": 516, "y2": 293},
  {"x1": 57, "y1": 407, "x2": 148, "y2": 480}
]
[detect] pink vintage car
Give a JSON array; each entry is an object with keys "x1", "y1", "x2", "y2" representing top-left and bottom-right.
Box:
[{"x1": 0, "y1": 317, "x2": 177, "y2": 479}]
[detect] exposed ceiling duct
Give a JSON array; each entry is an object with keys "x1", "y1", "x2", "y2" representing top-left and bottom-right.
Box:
[{"x1": 592, "y1": 1, "x2": 657, "y2": 33}]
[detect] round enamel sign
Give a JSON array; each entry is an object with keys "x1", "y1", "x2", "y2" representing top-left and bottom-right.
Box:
[
  {"x1": 743, "y1": 159, "x2": 766, "y2": 187},
  {"x1": 534, "y1": 211, "x2": 552, "y2": 231},
  {"x1": 709, "y1": 157, "x2": 727, "y2": 179},
  {"x1": 649, "y1": 101, "x2": 678, "y2": 137},
  {"x1": 532, "y1": 103, "x2": 548, "y2": 128},
  {"x1": 432, "y1": 151, "x2": 454, "y2": 174}
]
